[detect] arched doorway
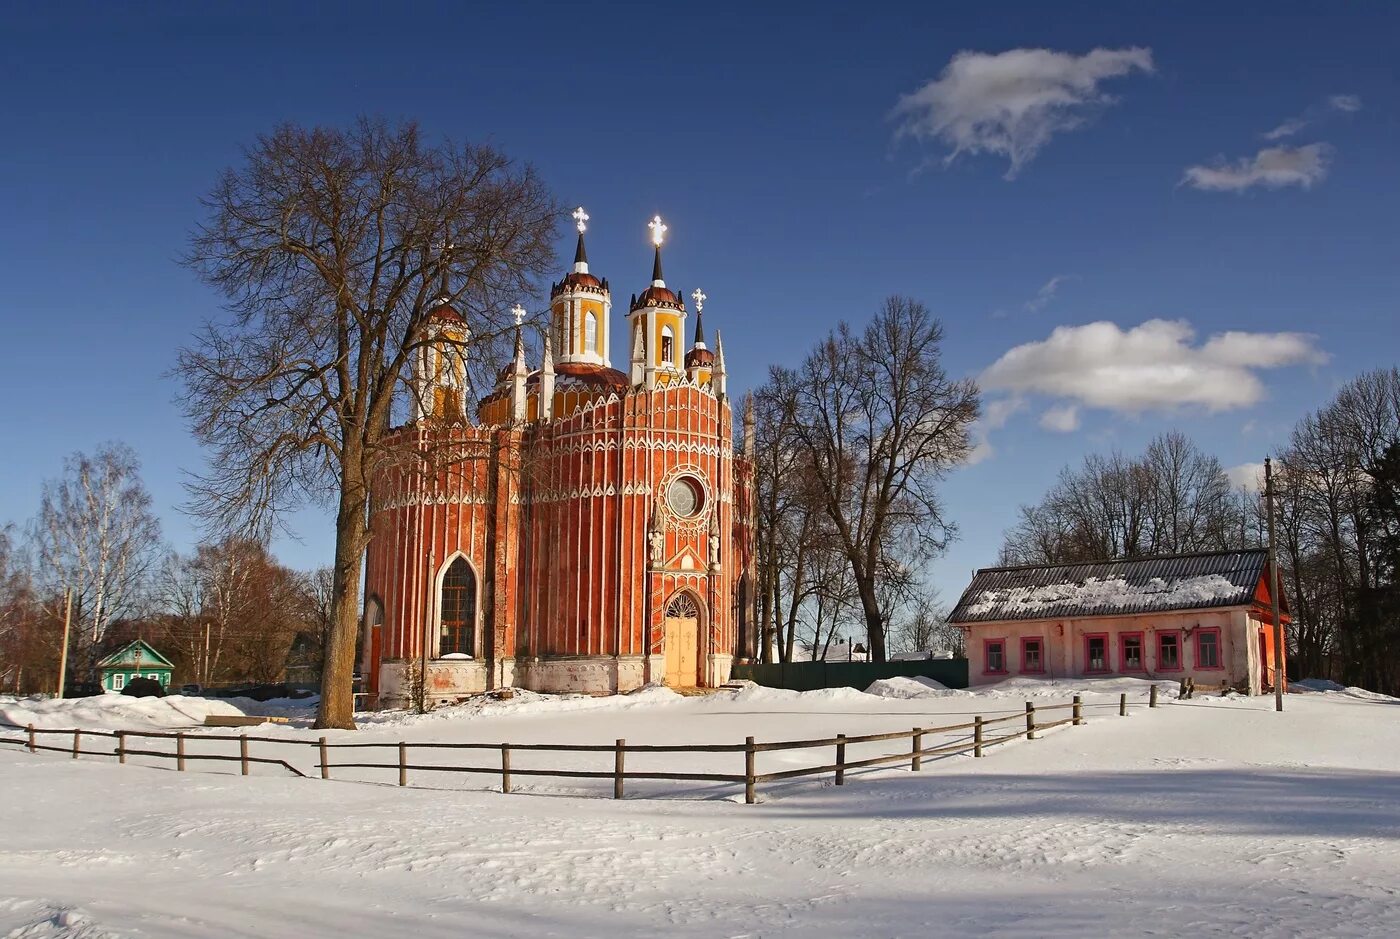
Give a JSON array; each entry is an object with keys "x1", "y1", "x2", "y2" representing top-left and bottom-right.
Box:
[{"x1": 663, "y1": 592, "x2": 702, "y2": 688}]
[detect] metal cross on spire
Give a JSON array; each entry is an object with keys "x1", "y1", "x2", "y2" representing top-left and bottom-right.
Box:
[
  {"x1": 648, "y1": 214, "x2": 667, "y2": 247},
  {"x1": 510, "y1": 303, "x2": 527, "y2": 327},
  {"x1": 572, "y1": 206, "x2": 589, "y2": 233},
  {"x1": 691, "y1": 288, "x2": 706, "y2": 314}
]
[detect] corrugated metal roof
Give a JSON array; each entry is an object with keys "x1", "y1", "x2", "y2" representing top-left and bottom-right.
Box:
[{"x1": 948, "y1": 549, "x2": 1269, "y2": 624}]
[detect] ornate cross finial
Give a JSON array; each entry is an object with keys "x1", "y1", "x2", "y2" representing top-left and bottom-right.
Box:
[
  {"x1": 648, "y1": 214, "x2": 667, "y2": 247},
  {"x1": 691, "y1": 288, "x2": 706, "y2": 314},
  {"x1": 510, "y1": 303, "x2": 527, "y2": 327},
  {"x1": 572, "y1": 206, "x2": 589, "y2": 233}
]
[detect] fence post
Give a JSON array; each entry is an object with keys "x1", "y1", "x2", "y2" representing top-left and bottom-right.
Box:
[
  {"x1": 240, "y1": 734, "x2": 249, "y2": 776},
  {"x1": 1120, "y1": 693, "x2": 1128, "y2": 717},
  {"x1": 398, "y1": 742, "x2": 407, "y2": 787},
  {"x1": 72, "y1": 729, "x2": 80, "y2": 759},
  {"x1": 1025, "y1": 702, "x2": 1036, "y2": 740},
  {"x1": 974, "y1": 716, "x2": 984, "y2": 757},
  {"x1": 501, "y1": 743, "x2": 511, "y2": 794},
  {"x1": 1150, "y1": 684, "x2": 1159, "y2": 708},
  {"x1": 835, "y1": 733, "x2": 846, "y2": 786},
  {"x1": 912, "y1": 728, "x2": 923, "y2": 771},
  {"x1": 744, "y1": 736, "x2": 756, "y2": 805},
  {"x1": 319, "y1": 736, "x2": 329, "y2": 780},
  {"x1": 118, "y1": 732, "x2": 127, "y2": 764},
  {"x1": 614, "y1": 739, "x2": 625, "y2": 800},
  {"x1": 177, "y1": 732, "x2": 186, "y2": 771},
  {"x1": 26, "y1": 724, "x2": 35, "y2": 753},
  {"x1": 1072, "y1": 695, "x2": 1083, "y2": 726}
]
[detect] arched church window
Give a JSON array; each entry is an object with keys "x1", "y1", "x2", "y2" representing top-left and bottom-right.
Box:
[
  {"x1": 439, "y1": 557, "x2": 476, "y2": 657},
  {"x1": 585, "y1": 312, "x2": 598, "y2": 354},
  {"x1": 661, "y1": 325, "x2": 675, "y2": 366}
]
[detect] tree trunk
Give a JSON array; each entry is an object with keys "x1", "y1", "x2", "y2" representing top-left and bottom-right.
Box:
[
  {"x1": 315, "y1": 465, "x2": 369, "y2": 730},
  {"x1": 853, "y1": 568, "x2": 887, "y2": 662}
]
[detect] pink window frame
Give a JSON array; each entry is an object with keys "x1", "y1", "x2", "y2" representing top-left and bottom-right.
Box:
[
  {"x1": 1083, "y1": 632, "x2": 1111, "y2": 674},
  {"x1": 1020, "y1": 636, "x2": 1045, "y2": 674},
  {"x1": 1156, "y1": 629, "x2": 1184, "y2": 672},
  {"x1": 1119, "y1": 631, "x2": 1146, "y2": 672},
  {"x1": 1194, "y1": 627, "x2": 1224, "y2": 670},
  {"x1": 983, "y1": 637, "x2": 1009, "y2": 675}
]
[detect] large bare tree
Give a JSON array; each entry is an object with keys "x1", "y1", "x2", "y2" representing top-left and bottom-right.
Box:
[
  {"x1": 179, "y1": 119, "x2": 558, "y2": 727},
  {"x1": 765, "y1": 297, "x2": 980, "y2": 662}
]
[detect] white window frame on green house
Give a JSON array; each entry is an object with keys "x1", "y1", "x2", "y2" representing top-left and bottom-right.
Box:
[{"x1": 113, "y1": 673, "x2": 125, "y2": 690}]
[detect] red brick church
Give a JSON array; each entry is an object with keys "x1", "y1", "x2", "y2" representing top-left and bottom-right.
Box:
[{"x1": 362, "y1": 210, "x2": 756, "y2": 707}]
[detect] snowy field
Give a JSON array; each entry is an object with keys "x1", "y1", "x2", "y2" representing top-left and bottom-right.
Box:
[{"x1": 1, "y1": 678, "x2": 1398, "y2": 937}]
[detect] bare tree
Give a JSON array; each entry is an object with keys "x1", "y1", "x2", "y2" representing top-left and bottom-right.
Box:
[
  {"x1": 1001, "y1": 433, "x2": 1245, "y2": 565},
  {"x1": 179, "y1": 119, "x2": 558, "y2": 727},
  {"x1": 771, "y1": 297, "x2": 980, "y2": 661},
  {"x1": 29, "y1": 442, "x2": 162, "y2": 679}
]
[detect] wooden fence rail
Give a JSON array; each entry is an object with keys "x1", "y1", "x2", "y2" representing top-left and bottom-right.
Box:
[{"x1": 0, "y1": 693, "x2": 1145, "y2": 804}]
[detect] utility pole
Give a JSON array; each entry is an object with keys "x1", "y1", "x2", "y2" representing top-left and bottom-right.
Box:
[
  {"x1": 1265, "y1": 458, "x2": 1284, "y2": 713},
  {"x1": 56, "y1": 588, "x2": 73, "y2": 698}
]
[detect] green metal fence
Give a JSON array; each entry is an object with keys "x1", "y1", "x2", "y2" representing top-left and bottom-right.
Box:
[{"x1": 731, "y1": 658, "x2": 969, "y2": 692}]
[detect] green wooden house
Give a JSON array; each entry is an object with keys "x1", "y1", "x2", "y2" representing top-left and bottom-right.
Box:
[{"x1": 97, "y1": 640, "x2": 175, "y2": 693}]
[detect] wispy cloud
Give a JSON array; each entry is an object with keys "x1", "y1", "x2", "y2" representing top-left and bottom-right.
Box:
[
  {"x1": 1025, "y1": 274, "x2": 1075, "y2": 313},
  {"x1": 1039, "y1": 405, "x2": 1081, "y2": 433},
  {"x1": 1226, "y1": 462, "x2": 1267, "y2": 493},
  {"x1": 981, "y1": 319, "x2": 1328, "y2": 415},
  {"x1": 965, "y1": 397, "x2": 1025, "y2": 465},
  {"x1": 1262, "y1": 93, "x2": 1362, "y2": 140},
  {"x1": 891, "y1": 46, "x2": 1153, "y2": 179},
  {"x1": 1182, "y1": 143, "x2": 1331, "y2": 192}
]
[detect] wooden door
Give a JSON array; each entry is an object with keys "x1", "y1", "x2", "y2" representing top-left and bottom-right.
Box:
[{"x1": 663, "y1": 593, "x2": 701, "y2": 688}]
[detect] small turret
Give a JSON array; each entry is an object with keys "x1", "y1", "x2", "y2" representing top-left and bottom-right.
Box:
[
  {"x1": 539, "y1": 330, "x2": 555, "y2": 422},
  {"x1": 713, "y1": 330, "x2": 728, "y2": 400},
  {"x1": 510, "y1": 304, "x2": 528, "y2": 424}
]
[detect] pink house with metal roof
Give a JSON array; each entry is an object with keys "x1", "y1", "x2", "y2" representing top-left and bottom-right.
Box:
[{"x1": 949, "y1": 550, "x2": 1289, "y2": 694}]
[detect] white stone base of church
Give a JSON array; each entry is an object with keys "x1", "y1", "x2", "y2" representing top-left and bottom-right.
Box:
[{"x1": 376, "y1": 652, "x2": 736, "y2": 709}]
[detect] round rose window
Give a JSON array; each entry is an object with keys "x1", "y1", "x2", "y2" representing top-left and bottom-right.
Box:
[{"x1": 666, "y1": 476, "x2": 704, "y2": 518}]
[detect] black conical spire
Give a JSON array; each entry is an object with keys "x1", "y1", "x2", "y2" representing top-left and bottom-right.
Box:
[
  {"x1": 574, "y1": 230, "x2": 588, "y2": 267},
  {"x1": 693, "y1": 308, "x2": 706, "y2": 346},
  {"x1": 651, "y1": 244, "x2": 664, "y2": 284}
]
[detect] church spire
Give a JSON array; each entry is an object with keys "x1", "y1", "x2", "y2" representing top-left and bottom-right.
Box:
[
  {"x1": 648, "y1": 215, "x2": 667, "y2": 287},
  {"x1": 510, "y1": 303, "x2": 528, "y2": 423},
  {"x1": 571, "y1": 206, "x2": 590, "y2": 274},
  {"x1": 691, "y1": 289, "x2": 707, "y2": 349}
]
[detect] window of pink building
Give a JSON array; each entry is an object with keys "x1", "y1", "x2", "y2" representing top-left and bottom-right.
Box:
[
  {"x1": 1084, "y1": 633, "x2": 1110, "y2": 673},
  {"x1": 1157, "y1": 630, "x2": 1183, "y2": 671},
  {"x1": 1020, "y1": 637, "x2": 1044, "y2": 674},
  {"x1": 1120, "y1": 632, "x2": 1145, "y2": 671},
  {"x1": 1195, "y1": 628, "x2": 1223, "y2": 669},
  {"x1": 984, "y1": 639, "x2": 1008, "y2": 675}
]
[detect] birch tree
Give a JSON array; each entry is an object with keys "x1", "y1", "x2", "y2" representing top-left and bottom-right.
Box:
[{"x1": 31, "y1": 442, "x2": 162, "y2": 675}]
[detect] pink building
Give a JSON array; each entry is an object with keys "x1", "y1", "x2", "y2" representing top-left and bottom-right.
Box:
[{"x1": 950, "y1": 550, "x2": 1288, "y2": 695}]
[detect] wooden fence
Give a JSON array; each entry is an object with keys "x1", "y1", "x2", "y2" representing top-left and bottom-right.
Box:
[{"x1": 0, "y1": 693, "x2": 1147, "y2": 804}]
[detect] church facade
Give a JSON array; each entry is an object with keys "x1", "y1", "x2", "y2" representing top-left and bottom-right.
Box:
[{"x1": 362, "y1": 212, "x2": 756, "y2": 707}]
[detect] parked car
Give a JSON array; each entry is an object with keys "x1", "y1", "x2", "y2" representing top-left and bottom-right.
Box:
[
  {"x1": 61, "y1": 681, "x2": 103, "y2": 699},
  {"x1": 178, "y1": 683, "x2": 203, "y2": 696}
]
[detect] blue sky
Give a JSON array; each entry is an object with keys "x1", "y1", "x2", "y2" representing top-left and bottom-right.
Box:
[{"x1": 1, "y1": 1, "x2": 1397, "y2": 600}]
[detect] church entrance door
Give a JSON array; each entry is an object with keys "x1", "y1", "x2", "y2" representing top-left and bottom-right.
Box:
[{"x1": 663, "y1": 592, "x2": 701, "y2": 688}]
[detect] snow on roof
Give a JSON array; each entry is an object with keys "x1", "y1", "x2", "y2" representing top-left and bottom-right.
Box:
[{"x1": 949, "y1": 549, "x2": 1270, "y2": 624}]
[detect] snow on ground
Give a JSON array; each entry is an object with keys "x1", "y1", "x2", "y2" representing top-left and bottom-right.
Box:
[
  {"x1": 0, "y1": 693, "x2": 245, "y2": 731},
  {"x1": 2, "y1": 681, "x2": 1399, "y2": 937}
]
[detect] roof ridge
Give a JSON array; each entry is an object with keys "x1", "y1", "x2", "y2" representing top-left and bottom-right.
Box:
[{"x1": 973, "y1": 546, "x2": 1267, "y2": 576}]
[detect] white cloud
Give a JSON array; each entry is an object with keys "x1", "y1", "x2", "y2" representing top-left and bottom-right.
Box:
[
  {"x1": 981, "y1": 319, "x2": 1328, "y2": 415},
  {"x1": 1039, "y1": 405, "x2": 1081, "y2": 432},
  {"x1": 891, "y1": 46, "x2": 1154, "y2": 179},
  {"x1": 1226, "y1": 462, "x2": 1266, "y2": 493},
  {"x1": 1025, "y1": 274, "x2": 1074, "y2": 313},
  {"x1": 1262, "y1": 117, "x2": 1309, "y2": 141},
  {"x1": 1182, "y1": 143, "x2": 1330, "y2": 192},
  {"x1": 965, "y1": 397, "x2": 1025, "y2": 465},
  {"x1": 1261, "y1": 94, "x2": 1361, "y2": 140}
]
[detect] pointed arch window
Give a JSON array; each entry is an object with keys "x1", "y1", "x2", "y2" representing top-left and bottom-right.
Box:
[
  {"x1": 439, "y1": 557, "x2": 477, "y2": 657},
  {"x1": 660, "y1": 325, "x2": 675, "y2": 367},
  {"x1": 585, "y1": 311, "x2": 598, "y2": 354}
]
